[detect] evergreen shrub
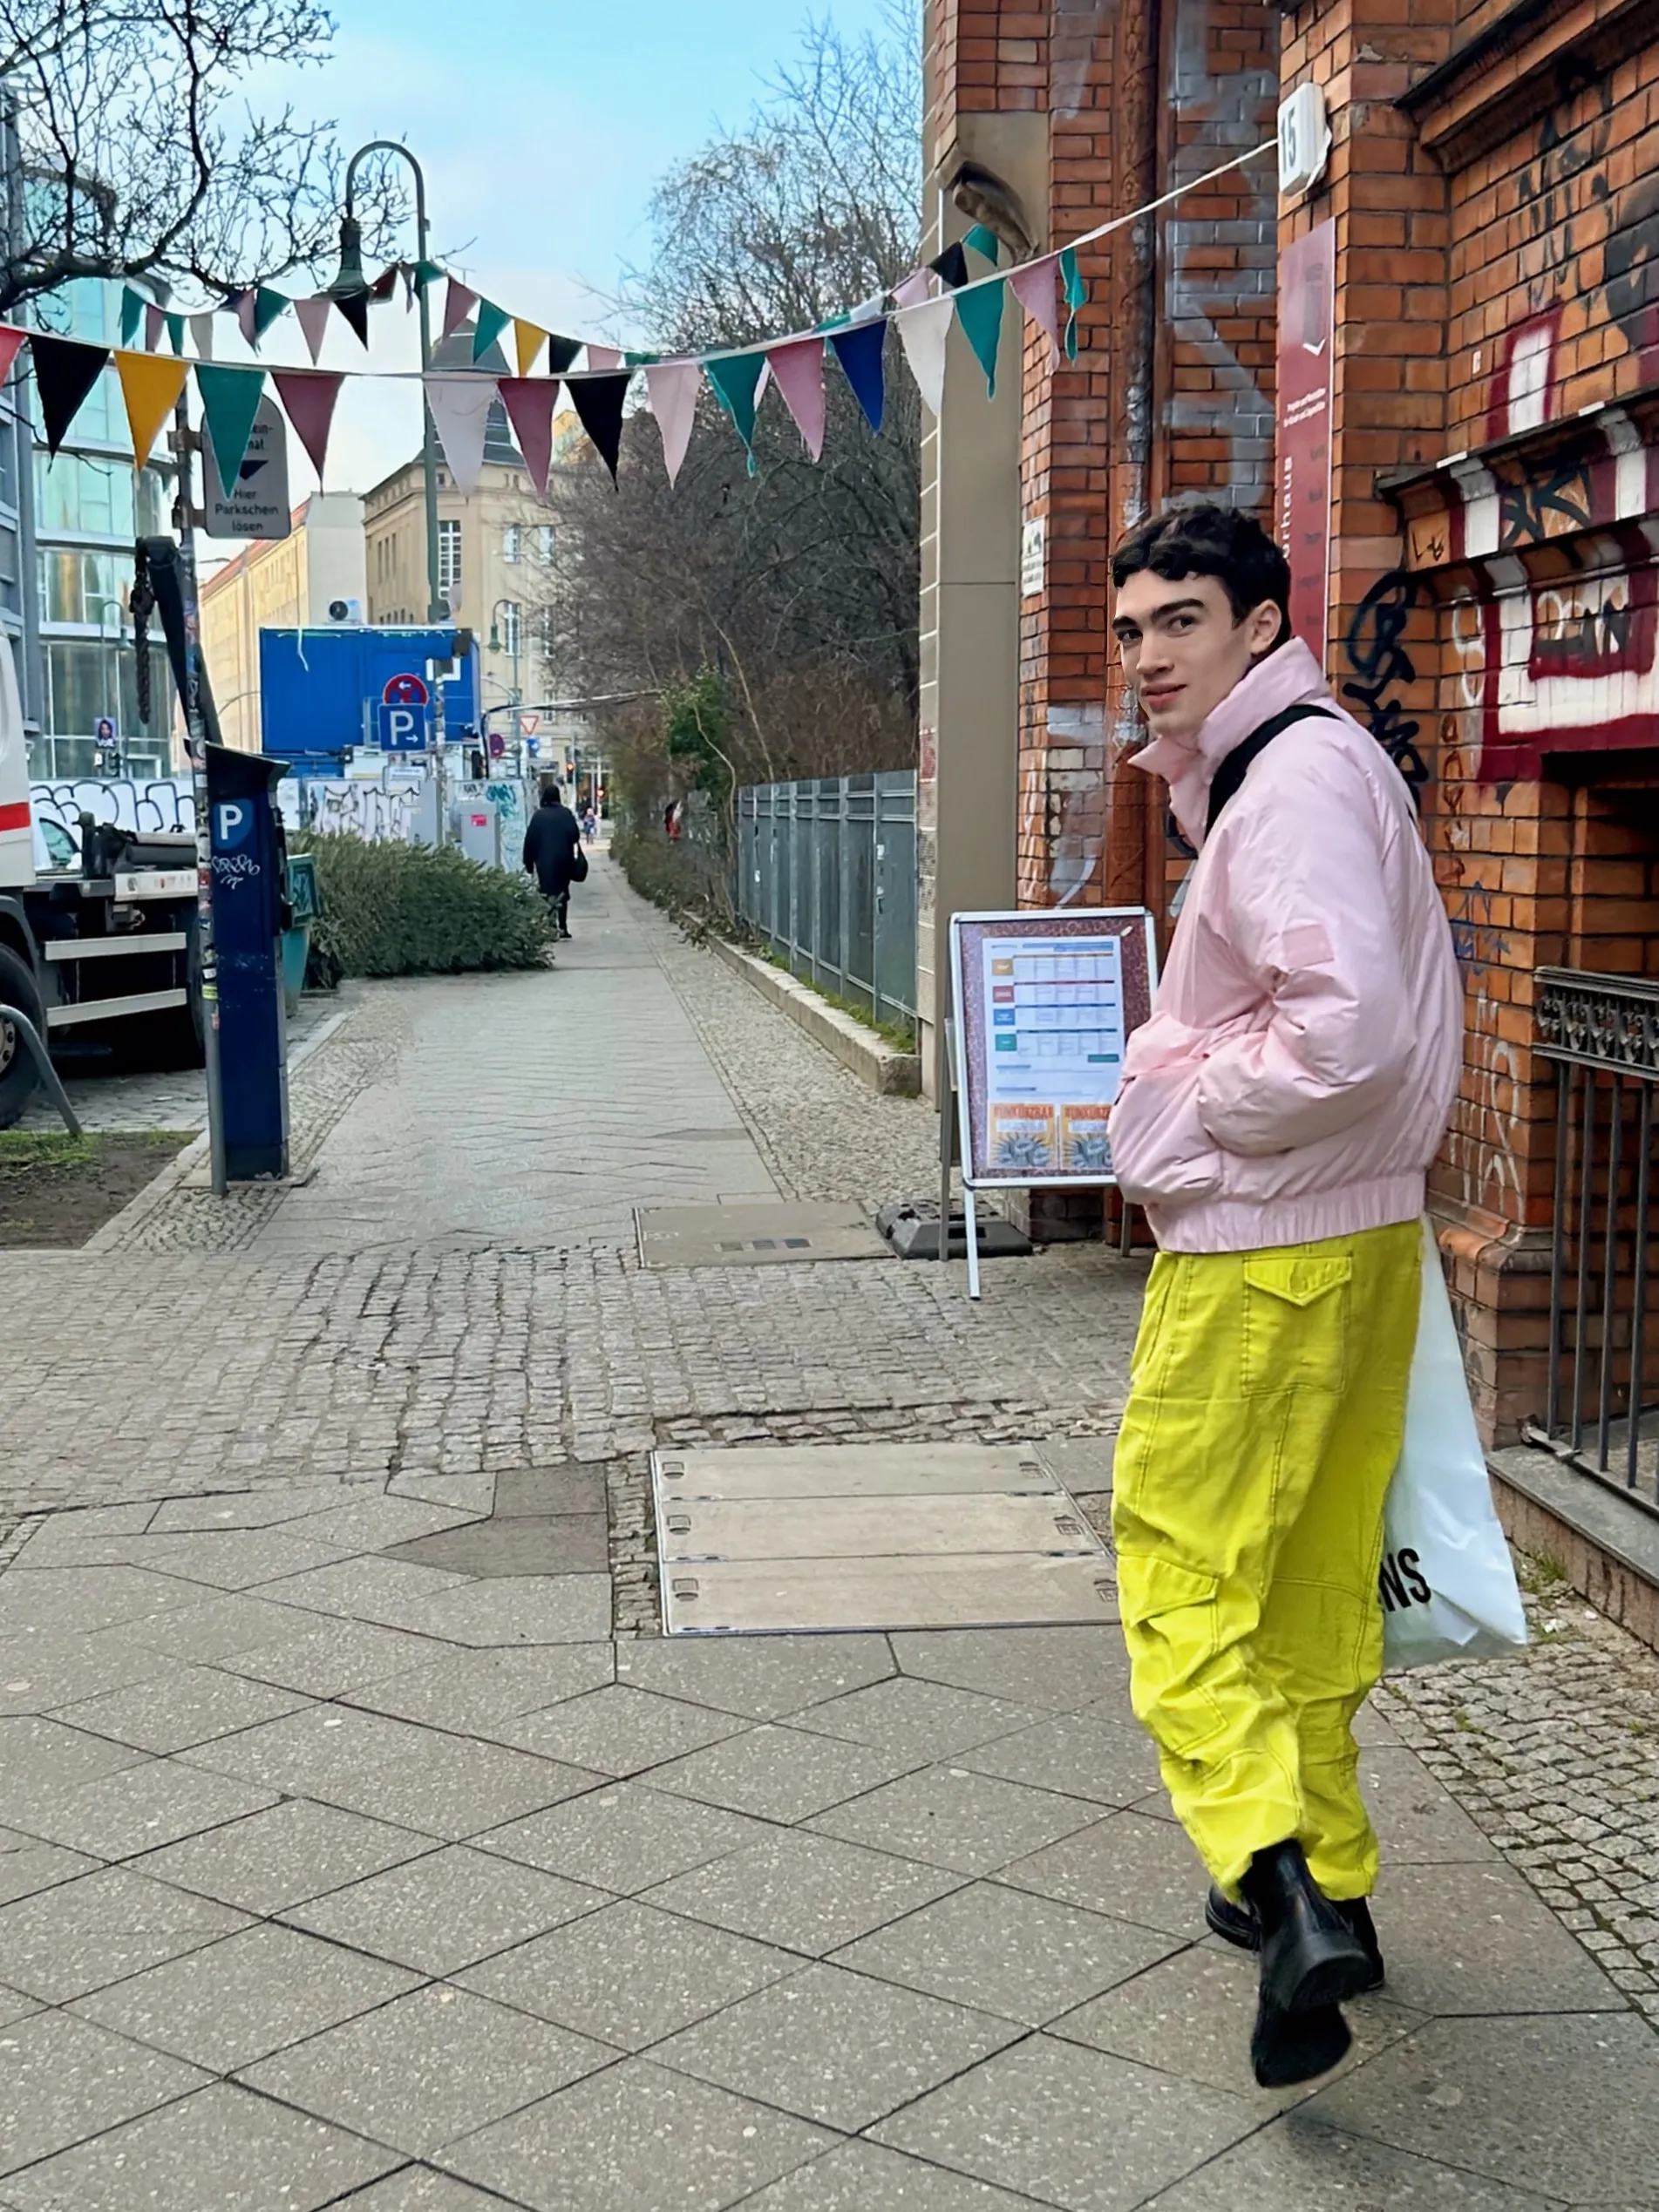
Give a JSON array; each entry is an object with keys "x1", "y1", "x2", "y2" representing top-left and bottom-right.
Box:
[{"x1": 293, "y1": 831, "x2": 553, "y2": 986}]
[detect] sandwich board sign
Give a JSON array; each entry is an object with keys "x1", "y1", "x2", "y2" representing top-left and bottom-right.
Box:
[
  {"x1": 202, "y1": 395, "x2": 292, "y2": 539},
  {"x1": 948, "y1": 906, "x2": 1159, "y2": 1298}
]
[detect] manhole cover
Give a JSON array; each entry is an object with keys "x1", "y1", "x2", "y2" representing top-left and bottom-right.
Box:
[
  {"x1": 652, "y1": 1442, "x2": 1114, "y2": 1635},
  {"x1": 635, "y1": 1201, "x2": 888, "y2": 1268}
]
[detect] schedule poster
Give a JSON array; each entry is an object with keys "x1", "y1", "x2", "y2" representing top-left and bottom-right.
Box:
[{"x1": 950, "y1": 909, "x2": 1158, "y2": 1187}]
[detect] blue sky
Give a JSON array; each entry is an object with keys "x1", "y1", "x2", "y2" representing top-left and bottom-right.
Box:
[{"x1": 254, "y1": 0, "x2": 907, "y2": 495}]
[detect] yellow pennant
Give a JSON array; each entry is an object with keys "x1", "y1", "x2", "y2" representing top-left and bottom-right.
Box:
[
  {"x1": 116, "y1": 349, "x2": 188, "y2": 468},
  {"x1": 513, "y1": 319, "x2": 547, "y2": 378}
]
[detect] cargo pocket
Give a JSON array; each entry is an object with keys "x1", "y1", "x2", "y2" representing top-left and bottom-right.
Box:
[
  {"x1": 1118, "y1": 1552, "x2": 1226, "y2": 1754},
  {"x1": 1240, "y1": 1251, "x2": 1352, "y2": 1397}
]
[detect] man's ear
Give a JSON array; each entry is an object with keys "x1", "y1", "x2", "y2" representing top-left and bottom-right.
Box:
[{"x1": 1246, "y1": 600, "x2": 1287, "y2": 659}]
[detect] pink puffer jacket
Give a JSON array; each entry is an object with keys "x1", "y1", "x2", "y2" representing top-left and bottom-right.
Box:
[{"x1": 1108, "y1": 639, "x2": 1462, "y2": 1255}]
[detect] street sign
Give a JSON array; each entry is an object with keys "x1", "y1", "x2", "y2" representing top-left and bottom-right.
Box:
[
  {"x1": 487, "y1": 732, "x2": 506, "y2": 758},
  {"x1": 377, "y1": 701, "x2": 430, "y2": 751},
  {"x1": 202, "y1": 395, "x2": 292, "y2": 540},
  {"x1": 383, "y1": 673, "x2": 430, "y2": 707},
  {"x1": 519, "y1": 712, "x2": 539, "y2": 735}
]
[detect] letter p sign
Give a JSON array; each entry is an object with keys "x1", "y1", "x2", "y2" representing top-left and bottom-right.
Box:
[
  {"x1": 214, "y1": 801, "x2": 250, "y2": 849},
  {"x1": 377, "y1": 700, "x2": 428, "y2": 752}
]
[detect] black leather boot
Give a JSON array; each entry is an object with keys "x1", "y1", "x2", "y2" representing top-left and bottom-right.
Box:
[
  {"x1": 1206, "y1": 1882, "x2": 1384, "y2": 1991},
  {"x1": 1239, "y1": 1841, "x2": 1373, "y2": 2089}
]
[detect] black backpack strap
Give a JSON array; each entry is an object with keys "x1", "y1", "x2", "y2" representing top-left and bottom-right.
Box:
[{"x1": 1205, "y1": 702, "x2": 1333, "y2": 837}]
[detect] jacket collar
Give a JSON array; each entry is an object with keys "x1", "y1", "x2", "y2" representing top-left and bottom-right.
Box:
[{"x1": 1131, "y1": 638, "x2": 1333, "y2": 850}]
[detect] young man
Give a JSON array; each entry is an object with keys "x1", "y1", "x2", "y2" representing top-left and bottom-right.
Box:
[{"x1": 1105, "y1": 507, "x2": 1461, "y2": 2087}]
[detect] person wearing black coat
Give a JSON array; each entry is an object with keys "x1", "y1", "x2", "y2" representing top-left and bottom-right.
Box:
[{"x1": 522, "y1": 784, "x2": 583, "y2": 939}]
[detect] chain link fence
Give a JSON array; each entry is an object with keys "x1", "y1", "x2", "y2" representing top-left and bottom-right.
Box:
[{"x1": 735, "y1": 772, "x2": 917, "y2": 1030}]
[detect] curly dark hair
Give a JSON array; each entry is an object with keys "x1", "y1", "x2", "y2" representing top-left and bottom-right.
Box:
[{"x1": 1111, "y1": 505, "x2": 1291, "y2": 645}]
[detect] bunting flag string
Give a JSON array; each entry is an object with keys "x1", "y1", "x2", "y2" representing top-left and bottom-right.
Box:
[{"x1": 0, "y1": 141, "x2": 1268, "y2": 495}]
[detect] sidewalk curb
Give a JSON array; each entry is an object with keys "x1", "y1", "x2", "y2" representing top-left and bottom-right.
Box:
[
  {"x1": 81, "y1": 1001, "x2": 353, "y2": 1254},
  {"x1": 708, "y1": 935, "x2": 921, "y2": 1096}
]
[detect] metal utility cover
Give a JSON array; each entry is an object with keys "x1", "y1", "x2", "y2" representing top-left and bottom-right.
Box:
[
  {"x1": 636, "y1": 1201, "x2": 889, "y2": 1268},
  {"x1": 652, "y1": 1441, "x2": 1113, "y2": 1636}
]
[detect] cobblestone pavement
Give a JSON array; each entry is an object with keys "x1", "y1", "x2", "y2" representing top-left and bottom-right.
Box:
[{"x1": 0, "y1": 856, "x2": 1653, "y2": 2209}]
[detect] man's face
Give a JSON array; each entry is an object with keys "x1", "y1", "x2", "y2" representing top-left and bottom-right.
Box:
[{"x1": 1112, "y1": 572, "x2": 1283, "y2": 743}]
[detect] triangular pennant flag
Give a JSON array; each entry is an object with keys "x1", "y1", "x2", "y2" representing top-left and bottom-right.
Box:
[
  {"x1": 828, "y1": 318, "x2": 887, "y2": 433},
  {"x1": 423, "y1": 373, "x2": 496, "y2": 492},
  {"x1": 116, "y1": 350, "x2": 187, "y2": 469},
  {"x1": 253, "y1": 287, "x2": 288, "y2": 343},
  {"x1": 143, "y1": 304, "x2": 165, "y2": 353},
  {"x1": 546, "y1": 336, "x2": 581, "y2": 375},
  {"x1": 585, "y1": 344, "x2": 622, "y2": 372},
  {"x1": 568, "y1": 370, "x2": 630, "y2": 485},
  {"x1": 513, "y1": 319, "x2": 546, "y2": 378},
  {"x1": 31, "y1": 336, "x2": 111, "y2": 457},
  {"x1": 166, "y1": 313, "x2": 185, "y2": 356},
  {"x1": 954, "y1": 278, "x2": 1005, "y2": 397},
  {"x1": 897, "y1": 295, "x2": 954, "y2": 417},
  {"x1": 334, "y1": 288, "x2": 370, "y2": 347},
  {"x1": 188, "y1": 312, "x2": 214, "y2": 361},
  {"x1": 271, "y1": 370, "x2": 342, "y2": 483},
  {"x1": 704, "y1": 350, "x2": 767, "y2": 474},
  {"x1": 624, "y1": 349, "x2": 660, "y2": 367},
  {"x1": 963, "y1": 223, "x2": 1002, "y2": 265},
  {"x1": 441, "y1": 279, "x2": 478, "y2": 342},
  {"x1": 370, "y1": 265, "x2": 399, "y2": 302},
  {"x1": 194, "y1": 363, "x2": 266, "y2": 488},
  {"x1": 498, "y1": 377, "x2": 560, "y2": 495},
  {"x1": 473, "y1": 301, "x2": 511, "y2": 364},
  {"x1": 294, "y1": 295, "x2": 331, "y2": 364},
  {"x1": 401, "y1": 262, "x2": 418, "y2": 309},
  {"x1": 643, "y1": 359, "x2": 699, "y2": 486},
  {"x1": 412, "y1": 260, "x2": 444, "y2": 289},
  {"x1": 235, "y1": 290, "x2": 258, "y2": 346},
  {"x1": 928, "y1": 241, "x2": 970, "y2": 291},
  {"x1": 890, "y1": 270, "x2": 931, "y2": 309},
  {"x1": 0, "y1": 328, "x2": 26, "y2": 389},
  {"x1": 766, "y1": 336, "x2": 826, "y2": 461},
  {"x1": 1009, "y1": 255, "x2": 1063, "y2": 363},
  {"x1": 1059, "y1": 247, "x2": 1086, "y2": 361},
  {"x1": 119, "y1": 288, "x2": 144, "y2": 347}
]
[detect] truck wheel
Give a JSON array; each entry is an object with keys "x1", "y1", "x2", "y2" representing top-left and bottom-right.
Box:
[{"x1": 0, "y1": 943, "x2": 44, "y2": 1130}]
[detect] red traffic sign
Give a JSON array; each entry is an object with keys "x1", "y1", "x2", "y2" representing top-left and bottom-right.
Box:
[
  {"x1": 487, "y1": 732, "x2": 506, "y2": 757},
  {"x1": 383, "y1": 672, "x2": 430, "y2": 707}
]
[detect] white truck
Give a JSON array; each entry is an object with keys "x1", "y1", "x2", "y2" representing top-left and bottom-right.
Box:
[{"x1": 0, "y1": 641, "x2": 203, "y2": 1128}]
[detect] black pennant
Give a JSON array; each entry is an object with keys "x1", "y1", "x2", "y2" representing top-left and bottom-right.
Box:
[
  {"x1": 31, "y1": 335, "x2": 111, "y2": 456},
  {"x1": 568, "y1": 370, "x2": 629, "y2": 485},
  {"x1": 333, "y1": 288, "x2": 371, "y2": 347},
  {"x1": 928, "y1": 241, "x2": 969, "y2": 291},
  {"x1": 546, "y1": 336, "x2": 581, "y2": 375}
]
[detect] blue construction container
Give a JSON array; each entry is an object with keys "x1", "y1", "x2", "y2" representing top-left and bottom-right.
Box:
[{"x1": 257, "y1": 627, "x2": 481, "y2": 770}]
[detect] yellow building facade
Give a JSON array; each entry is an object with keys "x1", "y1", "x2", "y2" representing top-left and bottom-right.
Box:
[{"x1": 199, "y1": 494, "x2": 368, "y2": 753}]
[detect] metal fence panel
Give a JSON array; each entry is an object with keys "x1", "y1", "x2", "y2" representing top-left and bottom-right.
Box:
[{"x1": 736, "y1": 770, "x2": 917, "y2": 1027}]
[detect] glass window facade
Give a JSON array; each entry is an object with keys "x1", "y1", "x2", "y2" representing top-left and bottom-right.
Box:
[
  {"x1": 45, "y1": 640, "x2": 173, "y2": 743},
  {"x1": 35, "y1": 452, "x2": 167, "y2": 539},
  {"x1": 439, "y1": 519, "x2": 461, "y2": 605}
]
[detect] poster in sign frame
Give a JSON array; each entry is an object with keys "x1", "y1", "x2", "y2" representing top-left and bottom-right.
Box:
[{"x1": 948, "y1": 906, "x2": 1159, "y2": 1298}]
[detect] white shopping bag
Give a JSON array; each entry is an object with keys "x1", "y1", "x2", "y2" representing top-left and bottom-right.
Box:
[{"x1": 1380, "y1": 1223, "x2": 1529, "y2": 1669}]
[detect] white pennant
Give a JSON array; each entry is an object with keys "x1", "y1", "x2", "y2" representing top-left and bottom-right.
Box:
[
  {"x1": 898, "y1": 295, "x2": 955, "y2": 418},
  {"x1": 644, "y1": 359, "x2": 699, "y2": 487},
  {"x1": 423, "y1": 373, "x2": 497, "y2": 493},
  {"x1": 188, "y1": 313, "x2": 215, "y2": 362},
  {"x1": 294, "y1": 295, "x2": 332, "y2": 366}
]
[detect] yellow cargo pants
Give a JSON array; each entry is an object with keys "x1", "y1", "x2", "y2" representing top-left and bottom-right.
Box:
[{"x1": 1112, "y1": 1219, "x2": 1420, "y2": 1903}]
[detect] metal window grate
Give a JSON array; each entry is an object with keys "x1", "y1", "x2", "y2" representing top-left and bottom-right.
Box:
[{"x1": 1527, "y1": 967, "x2": 1659, "y2": 1517}]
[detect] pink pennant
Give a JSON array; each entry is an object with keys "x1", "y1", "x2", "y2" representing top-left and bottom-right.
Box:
[
  {"x1": 1009, "y1": 255, "x2": 1063, "y2": 363},
  {"x1": 271, "y1": 370, "x2": 343, "y2": 484},
  {"x1": 442, "y1": 279, "x2": 479, "y2": 342},
  {"x1": 143, "y1": 304, "x2": 166, "y2": 352},
  {"x1": 890, "y1": 270, "x2": 932, "y2": 309},
  {"x1": 0, "y1": 328, "x2": 25, "y2": 387},
  {"x1": 499, "y1": 377, "x2": 561, "y2": 495},
  {"x1": 644, "y1": 359, "x2": 699, "y2": 486},
  {"x1": 584, "y1": 343, "x2": 622, "y2": 372},
  {"x1": 234, "y1": 289, "x2": 257, "y2": 346},
  {"x1": 765, "y1": 336, "x2": 826, "y2": 461},
  {"x1": 294, "y1": 295, "x2": 331, "y2": 365}
]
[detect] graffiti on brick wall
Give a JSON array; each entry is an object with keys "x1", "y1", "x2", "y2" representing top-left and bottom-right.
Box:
[
  {"x1": 31, "y1": 777, "x2": 194, "y2": 838},
  {"x1": 1605, "y1": 174, "x2": 1659, "y2": 382},
  {"x1": 296, "y1": 781, "x2": 419, "y2": 843},
  {"x1": 1338, "y1": 573, "x2": 1431, "y2": 797}
]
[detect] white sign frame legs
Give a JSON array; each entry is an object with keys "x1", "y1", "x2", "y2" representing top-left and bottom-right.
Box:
[{"x1": 948, "y1": 906, "x2": 1160, "y2": 1301}]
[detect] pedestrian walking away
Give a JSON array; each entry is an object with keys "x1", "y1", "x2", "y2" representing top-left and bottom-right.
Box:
[
  {"x1": 1105, "y1": 506, "x2": 1462, "y2": 2089},
  {"x1": 523, "y1": 780, "x2": 584, "y2": 940}
]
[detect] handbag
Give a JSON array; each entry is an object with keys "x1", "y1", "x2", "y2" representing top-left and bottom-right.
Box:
[
  {"x1": 570, "y1": 846, "x2": 588, "y2": 884},
  {"x1": 1380, "y1": 1222, "x2": 1529, "y2": 1669}
]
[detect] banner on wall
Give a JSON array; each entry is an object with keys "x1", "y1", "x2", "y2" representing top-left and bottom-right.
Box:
[{"x1": 1275, "y1": 218, "x2": 1336, "y2": 661}]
